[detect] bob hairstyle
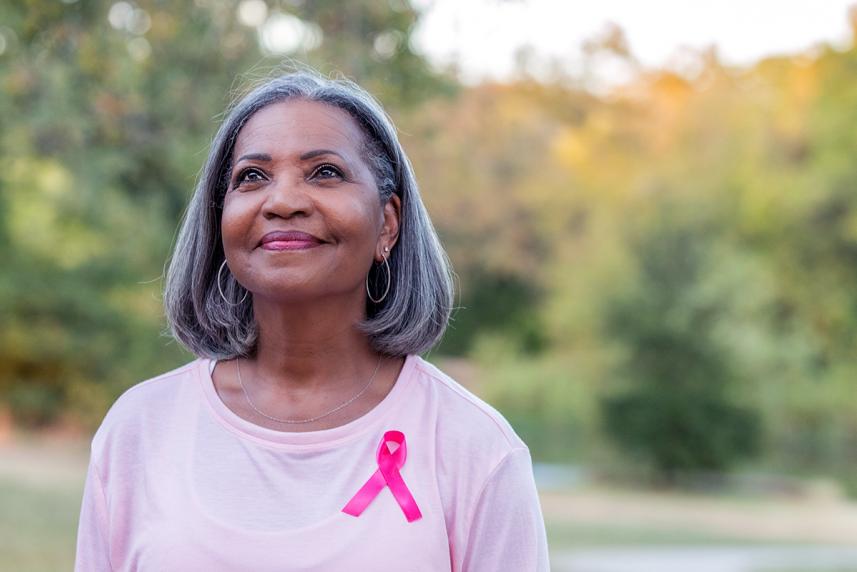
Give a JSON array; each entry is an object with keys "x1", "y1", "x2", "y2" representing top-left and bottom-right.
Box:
[{"x1": 163, "y1": 70, "x2": 454, "y2": 359}]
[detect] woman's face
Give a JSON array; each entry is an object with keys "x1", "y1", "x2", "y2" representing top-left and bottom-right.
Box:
[{"x1": 220, "y1": 99, "x2": 400, "y2": 305}]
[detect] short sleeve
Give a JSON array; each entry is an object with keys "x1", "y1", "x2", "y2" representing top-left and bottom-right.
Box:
[
  {"x1": 75, "y1": 458, "x2": 113, "y2": 571},
  {"x1": 460, "y1": 448, "x2": 550, "y2": 572}
]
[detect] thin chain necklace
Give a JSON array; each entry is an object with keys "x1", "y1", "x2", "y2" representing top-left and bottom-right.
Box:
[{"x1": 235, "y1": 356, "x2": 383, "y2": 425}]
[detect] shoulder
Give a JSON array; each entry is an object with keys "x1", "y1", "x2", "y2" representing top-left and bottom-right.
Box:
[
  {"x1": 409, "y1": 357, "x2": 539, "y2": 554},
  {"x1": 90, "y1": 359, "x2": 201, "y2": 464},
  {"x1": 411, "y1": 356, "x2": 528, "y2": 462}
]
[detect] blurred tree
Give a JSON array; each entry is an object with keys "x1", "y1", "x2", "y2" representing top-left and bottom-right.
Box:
[
  {"x1": 437, "y1": 266, "x2": 546, "y2": 356},
  {"x1": 298, "y1": 0, "x2": 454, "y2": 105},
  {"x1": 599, "y1": 205, "x2": 762, "y2": 482},
  {"x1": 407, "y1": 80, "x2": 596, "y2": 354}
]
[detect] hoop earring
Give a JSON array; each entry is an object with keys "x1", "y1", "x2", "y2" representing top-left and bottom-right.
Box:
[
  {"x1": 217, "y1": 259, "x2": 249, "y2": 305},
  {"x1": 366, "y1": 255, "x2": 391, "y2": 304}
]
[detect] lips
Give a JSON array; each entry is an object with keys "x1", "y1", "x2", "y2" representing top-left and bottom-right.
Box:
[{"x1": 259, "y1": 230, "x2": 324, "y2": 250}]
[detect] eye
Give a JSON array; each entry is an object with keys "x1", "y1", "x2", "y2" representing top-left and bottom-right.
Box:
[
  {"x1": 234, "y1": 167, "x2": 266, "y2": 187},
  {"x1": 310, "y1": 163, "x2": 344, "y2": 180}
]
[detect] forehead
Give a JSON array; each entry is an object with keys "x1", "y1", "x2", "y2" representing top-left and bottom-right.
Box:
[{"x1": 232, "y1": 99, "x2": 367, "y2": 160}]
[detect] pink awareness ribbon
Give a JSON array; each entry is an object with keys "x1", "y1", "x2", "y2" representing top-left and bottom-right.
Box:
[{"x1": 342, "y1": 430, "x2": 422, "y2": 522}]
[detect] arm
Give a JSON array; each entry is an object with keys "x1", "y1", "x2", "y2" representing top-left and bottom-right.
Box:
[
  {"x1": 74, "y1": 459, "x2": 113, "y2": 571},
  {"x1": 461, "y1": 448, "x2": 550, "y2": 572}
]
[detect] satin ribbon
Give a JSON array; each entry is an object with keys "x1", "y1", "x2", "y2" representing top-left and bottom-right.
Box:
[{"x1": 342, "y1": 430, "x2": 422, "y2": 522}]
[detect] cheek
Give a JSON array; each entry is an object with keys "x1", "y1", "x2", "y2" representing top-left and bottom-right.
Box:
[
  {"x1": 331, "y1": 194, "x2": 382, "y2": 243},
  {"x1": 219, "y1": 210, "x2": 237, "y2": 248},
  {"x1": 220, "y1": 195, "x2": 253, "y2": 245}
]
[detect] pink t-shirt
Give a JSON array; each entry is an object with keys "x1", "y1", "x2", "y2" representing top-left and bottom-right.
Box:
[{"x1": 74, "y1": 354, "x2": 549, "y2": 571}]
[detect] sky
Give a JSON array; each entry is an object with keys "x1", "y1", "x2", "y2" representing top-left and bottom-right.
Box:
[{"x1": 411, "y1": 0, "x2": 857, "y2": 86}]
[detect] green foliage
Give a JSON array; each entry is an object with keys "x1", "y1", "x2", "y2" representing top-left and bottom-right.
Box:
[
  {"x1": 598, "y1": 206, "x2": 762, "y2": 480},
  {"x1": 438, "y1": 267, "x2": 547, "y2": 356},
  {"x1": 470, "y1": 336, "x2": 609, "y2": 463}
]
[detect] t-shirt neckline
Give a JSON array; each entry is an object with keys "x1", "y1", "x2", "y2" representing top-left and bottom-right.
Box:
[{"x1": 195, "y1": 354, "x2": 417, "y2": 449}]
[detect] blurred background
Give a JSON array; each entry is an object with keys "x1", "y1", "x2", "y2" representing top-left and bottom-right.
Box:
[{"x1": 2, "y1": 0, "x2": 857, "y2": 570}]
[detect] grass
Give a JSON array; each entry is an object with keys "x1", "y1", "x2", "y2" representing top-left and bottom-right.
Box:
[
  {"x1": 0, "y1": 476, "x2": 84, "y2": 572},
  {"x1": 546, "y1": 520, "x2": 799, "y2": 549}
]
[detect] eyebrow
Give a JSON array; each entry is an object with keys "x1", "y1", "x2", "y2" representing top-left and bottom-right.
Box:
[
  {"x1": 300, "y1": 149, "x2": 346, "y2": 161},
  {"x1": 234, "y1": 152, "x2": 272, "y2": 164},
  {"x1": 233, "y1": 150, "x2": 347, "y2": 165}
]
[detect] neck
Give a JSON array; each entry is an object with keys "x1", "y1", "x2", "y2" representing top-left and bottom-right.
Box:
[{"x1": 248, "y1": 292, "x2": 380, "y2": 395}]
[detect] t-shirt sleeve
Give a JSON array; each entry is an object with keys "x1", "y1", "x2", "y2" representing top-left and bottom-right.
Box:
[
  {"x1": 75, "y1": 458, "x2": 113, "y2": 571},
  {"x1": 460, "y1": 447, "x2": 550, "y2": 572}
]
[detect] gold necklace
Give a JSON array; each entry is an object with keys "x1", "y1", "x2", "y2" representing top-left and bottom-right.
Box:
[{"x1": 235, "y1": 356, "x2": 383, "y2": 424}]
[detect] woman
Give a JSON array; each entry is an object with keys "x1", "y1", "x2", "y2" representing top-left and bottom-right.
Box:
[{"x1": 75, "y1": 70, "x2": 549, "y2": 571}]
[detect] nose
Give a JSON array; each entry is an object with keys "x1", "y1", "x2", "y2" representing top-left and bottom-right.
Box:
[{"x1": 262, "y1": 174, "x2": 314, "y2": 220}]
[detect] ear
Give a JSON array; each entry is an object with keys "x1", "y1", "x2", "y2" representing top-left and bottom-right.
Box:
[{"x1": 376, "y1": 194, "x2": 401, "y2": 261}]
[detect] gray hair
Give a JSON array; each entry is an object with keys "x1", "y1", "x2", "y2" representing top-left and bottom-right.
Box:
[{"x1": 163, "y1": 70, "x2": 454, "y2": 359}]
